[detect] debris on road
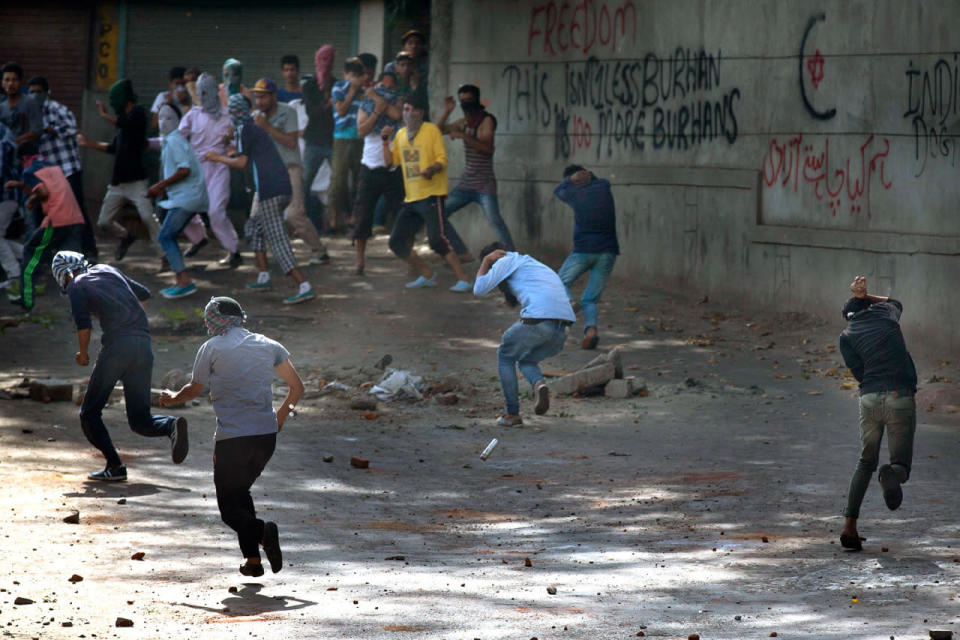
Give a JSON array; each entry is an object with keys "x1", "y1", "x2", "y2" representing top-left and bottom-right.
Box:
[
  {"x1": 14, "y1": 597, "x2": 34, "y2": 605},
  {"x1": 480, "y1": 438, "x2": 499, "y2": 461},
  {"x1": 62, "y1": 510, "x2": 79, "y2": 524},
  {"x1": 68, "y1": 574, "x2": 83, "y2": 583},
  {"x1": 349, "y1": 398, "x2": 378, "y2": 411},
  {"x1": 546, "y1": 586, "x2": 557, "y2": 595},
  {"x1": 350, "y1": 456, "x2": 370, "y2": 469},
  {"x1": 370, "y1": 368, "x2": 424, "y2": 401},
  {"x1": 115, "y1": 617, "x2": 134, "y2": 627},
  {"x1": 28, "y1": 378, "x2": 73, "y2": 403},
  {"x1": 131, "y1": 552, "x2": 145, "y2": 560}
]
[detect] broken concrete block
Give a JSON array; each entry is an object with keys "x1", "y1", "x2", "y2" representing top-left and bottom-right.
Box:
[
  {"x1": 29, "y1": 378, "x2": 73, "y2": 403},
  {"x1": 627, "y1": 376, "x2": 648, "y2": 395},
  {"x1": 584, "y1": 347, "x2": 623, "y2": 379},
  {"x1": 350, "y1": 456, "x2": 370, "y2": 469},
  {"x1": 605, "y1": 379, "x2": 631, "y2": 399},
  {"x1": 550, "y1": 362, "x2": 616, "y2": 395},
  {"x1": 160, "y1": 369, "x2": 189, "y2": 391},
  {"x1": 115, "y1": 617, "x2": 134, "y2": 627}
]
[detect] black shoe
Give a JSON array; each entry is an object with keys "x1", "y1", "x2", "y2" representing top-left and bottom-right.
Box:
[
  {"x1": 89, "y1": 465, "x2": 127, "y2": 482},
  {"x1": 239, "y1": 562, "x2": 264, "y2": 577},
  {"x1": 839, "y1": 534, "x2": 864, "y2": 551},
  {"x1": 183, "y1": 238, "x2": 209, "y2": 257},
  {"x1": 170, "y1": 416, "x2": 188, "y2": 464},
  {"x1": 878, "y1": 464, "x2": 903, "y2": 510},
  {"x1": 218, "y1": 252, "x2": 242, "y2": 268},
  {"x1": 114, "y1": 235, "x2": 136, "y2": 261},
  {"x1": 262, "y1": 521, "x2": 282, "y2": 573}
]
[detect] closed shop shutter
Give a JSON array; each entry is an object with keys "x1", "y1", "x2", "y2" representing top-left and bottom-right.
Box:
[
  {"x1": 0, "y1": 5, "x2": 91, "y2": 121},
  {"x1": 126, "y1": 2, "x2": 358, "y2": 106}
]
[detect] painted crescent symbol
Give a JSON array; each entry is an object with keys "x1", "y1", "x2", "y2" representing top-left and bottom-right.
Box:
[{"x1": 799, "y1": 13, "x2": 836, "y2": 120}]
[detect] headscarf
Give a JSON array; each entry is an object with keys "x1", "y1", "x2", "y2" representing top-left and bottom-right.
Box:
[
  {"x1": 157, "y1": 103, "x2": 181, "y2": 137},
  {"x1": 314, "y1": 45, "x2": 335, "y2": 91},
  {"x1": 203, "y1": 296, "x2": 246, "y2": 336},
  {"x1": 222, "y1": 58, "x2": 243, "y2": 96},
  {"x1": 227, "y1": 93, "x2": 252, "y2": 129},
  {"x1": 108, "y1": 78, "x2": 137, "y2": 115},
  {"x1": 51, "y1": 251, "x2": 90, "y2": 293},
  {"x1": 197, "y1": 73, "x2": 221, "y2": 119}
]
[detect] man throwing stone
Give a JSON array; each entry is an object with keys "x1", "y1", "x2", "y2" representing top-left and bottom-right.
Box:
[
  {"x1": 52, "y1": 251, "x2": 188, "y2": 481},
  {"x1": 838, "y1": 276, "x2": 918, "y2": 551}
]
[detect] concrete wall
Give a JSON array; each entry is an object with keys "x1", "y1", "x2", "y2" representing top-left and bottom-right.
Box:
[{"x1": 433, "y1": 0, "x2": 960, "y2": 350}]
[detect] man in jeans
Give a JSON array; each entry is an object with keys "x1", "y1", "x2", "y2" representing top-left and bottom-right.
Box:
[
  {"x1": 554, "y1": 165, "x2": 619, "y2": 350},
  {"x1": 473, "y1": 242, "x2": 575, "y2": 426},
  {"x1": 329, "y1": 57, "x2": 368, "y2": 231},
  {"x1": 838, "y1": 276, "x2": 918, "y2": 551},
  {"x1": 51, "y1": 251, "x2": 188, "y2": 481},
  {"x1": 437, "y1": 84, "x2": 515, "y2": 259}
]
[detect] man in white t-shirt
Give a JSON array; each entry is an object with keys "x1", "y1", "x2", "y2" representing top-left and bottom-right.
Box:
[{"x1": 150, "y1": 67, "x2": 186, "y2": 129}]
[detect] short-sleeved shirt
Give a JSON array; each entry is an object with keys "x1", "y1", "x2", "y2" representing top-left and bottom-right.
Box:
[
  {"x1": 0, "y1": 95, "x2": 43, "y2": 140},
  {"x1": 191, "y1": 327, "x2": 290, "y2": 441},
  {"x1": 158, "y1": 130, "x2": 209, "y2": 213},
  {"x1": 390, "y1": 122, "x2": 448, "y2": 202},
  {"x1": 150, "y1": 91, "x2": 171, "y2": 114},
  {"x1": 255, "y1": 102, "x2": 300, "y2": 167},
  {"x1": 107, "y1": 105, "x2": 149, "y2": 185},
  {"x1": 359, "y1": 86, "x2": 400, "y2": 170},
  {"x1": 277, "y1": 87, "x2": 303, "y2": 104},
  {"x1": 301, "y1": 77, "x2": 334, "y2": 147},
  {"x1": 331, "y1": 79, "x2": 360, "y2": 139},
  {"x1": 67, "y1": 264, "x2": 151, "y2": 345},
  {"x1": 553, "y1": 176, "x2": 620, "y2": 255},
  {"x1": 21, "y1": 156, "x2": 84, "y2": 228},
  {"x1": 237, "y1": 122, "x2": 292, "y2": 200}
]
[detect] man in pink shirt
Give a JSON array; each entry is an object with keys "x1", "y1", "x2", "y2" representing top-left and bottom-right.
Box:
[
  {"x1": 4, "y1": 141, "x2": 85, "y2": 310},
  {"x1": 179, "y1": 73, "x2": 242, "y2": 267}
]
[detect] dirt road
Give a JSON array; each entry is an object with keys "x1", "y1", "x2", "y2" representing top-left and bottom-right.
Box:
[{"x1": 1, "y1": 237, "x2": 957, "y2": 639}]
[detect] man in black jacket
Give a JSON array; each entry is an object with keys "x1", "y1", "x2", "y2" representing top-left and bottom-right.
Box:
[{"x1": 838, "y1": 276, "x2": 917, "y2": 551}]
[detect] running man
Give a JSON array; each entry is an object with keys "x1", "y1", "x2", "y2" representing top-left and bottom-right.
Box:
[
  {"x1": 473, "y1": 242, "x2": 575, "y2": 426},
  {"x1": 838, "y1": 276, "x2": 918, "y2": 551},
  {"x1": 160, "y1": 296, "x2": 303, "y2": 577},
  {"x1": 51, "y1": 251, "x2": 188, "y2": 481}
]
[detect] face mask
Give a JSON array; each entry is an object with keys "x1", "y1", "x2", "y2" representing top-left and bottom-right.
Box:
[
  {"x1": 460, "y1": 100, "x2": 480, "y2": 113},
  {"x1": 158, "y1": 106, "x2": 179, "y2": 137},
  {"x1": 403, "y1": 110, "x2": 423, "y2": 133},
  {"x1": 30, "y1": 92, "x2": 47, "y2": 109},
  {"x1": 173, "y1": 86, "x2": 189, "y2": 105},
  {"x1": 197, "y1": 73, "x2": 221, "y2": 119}
]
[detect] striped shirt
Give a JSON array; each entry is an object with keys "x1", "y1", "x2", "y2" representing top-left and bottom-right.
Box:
[
  {"x1": 38, "y1": 99, "x2": 81, "y2": 178},
  {"x1": 456, "y1": 112, "x2": 497, "y2": 194}
]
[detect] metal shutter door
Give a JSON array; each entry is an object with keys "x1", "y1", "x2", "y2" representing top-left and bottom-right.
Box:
[
  {"x1": 126, "y1": 3, "x2": 358, "y2": 103},
  {"x1": 0, "y1": 6, "x2": 91, "y2": 121}
]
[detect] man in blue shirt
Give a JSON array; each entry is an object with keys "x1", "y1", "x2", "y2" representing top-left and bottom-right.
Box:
[
  {"x1": 554, "y1": 165, "x2": 619, "y2": 350},
  {"x1": 473, "y1": 242, "x2": 575, "y2": 426},
  {"x1": 837, "y1": 276, "x2": 918, "y2": 551},
  {"x1": 51, "y1": 251, "x2": 188, "y2": 481}
]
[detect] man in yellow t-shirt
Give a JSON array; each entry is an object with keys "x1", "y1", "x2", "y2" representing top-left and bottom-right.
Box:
[{"x1": 380, "y1": 93, "x2": 471, "y2": 292}]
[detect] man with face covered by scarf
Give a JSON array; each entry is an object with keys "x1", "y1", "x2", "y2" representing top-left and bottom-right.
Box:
[
  {"x1": 160, "y1": 296, "x2": 303, "y2": 576},
  {"x1": 219, "y1": 58, "x2": 252, "y2": 107},
  {"x1": 179, "y1": 73, "x2": 242, "y2": 267},
  {"x1": 78, "y1": 79, "x2": 163, "y2": 263},
  {"x1": 147, "y1": 103, "x2": 208, "y2": 299},
  {"x1": 300, "y1": 45, "x2": 337, "y2": 239}
]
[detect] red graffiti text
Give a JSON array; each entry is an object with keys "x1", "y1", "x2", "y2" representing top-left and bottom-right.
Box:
[
  {"x1": 528, "y1": 0, "x2": 637, "y2": 57},
  {"x1": 762, "y1": 134, "x2": 893, "y2": 218}
]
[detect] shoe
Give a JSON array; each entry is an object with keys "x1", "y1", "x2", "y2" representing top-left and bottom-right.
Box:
[
  {"x1": 496, "y1": 414, "x2": 524, "y2": 427},
  {"x1": 581, "y1": 332, "x2": 599, "y2": 350},
  {"x1": 839, "y1": 534, "x2": 865, "y2": 551},
  {"x1": 878, "y1": 464, "x2": 903, "y2": 510},
  {"x1": 114, "y1": 234, "x2": 135, "y2": 261},
  {"x1": 449, "y1": 280, "x2": 471, "y2": 293},
  {"x1": 160, "y1": 283, "x2": 197, "y2": 299},
  {"x1": 183, "y1": 238, "x2": 209, "y2": 257},
  {"x1": 4, "y1": 280, "x2": 19, "y2": 297},
  {"x1": 239, "y1": 562, "x2": 265, "y2": 577},
  {"x1": 89, "y1": 465, "x2": 127, "y2": 482},
  {"x1": 218, "y1": 252, "x2": 243, "y2": 268},
  {"x1": 405, "y1": 275, "x2": 437, "y2": 289},
  {"x1": 371, "y1": 225, "x2": 387, "y2": 236},
  {"x1": 8, "y1": 295, "x2": 25, "y2": 307},
  {"x1": 534, "y1": 382, "x2": 550, "y2": 415},
  {"x1": 245, "y1": 280, "x2": 272, "y2": 291},
  {"x1": 309, "y1": 252, "x2": 331, "y2": 265},
  {"x1": 170, "y1": 416, "x2": 189, "y2": 464},
  {"x1": 262, "y1": 522, "x2": 283, "y2": 573},
  {"x1": 156, "y1": 257, "x2": 171, "y2": 274},
  {"x1": 283, "y1": 288, "x2": 315, "y2": 305}
]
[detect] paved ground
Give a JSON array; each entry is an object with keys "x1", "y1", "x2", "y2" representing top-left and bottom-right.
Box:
[{"x1": 0, "y1": 235, "x2": 958, "y2": 640}]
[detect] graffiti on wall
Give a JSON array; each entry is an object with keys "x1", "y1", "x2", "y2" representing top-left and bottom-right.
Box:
[
  {"x1": 527, "y1": 0, "x2": 637, "y2": 57},
  {"x1": 903, "y1": 55, "x2": 960, "y2": 176},
  {"x1": 761, "y1": 134, "x2": 892, "y2": 218},
  {"x1": 798, "y1": 13, "x2": 836, "y2": 121}
]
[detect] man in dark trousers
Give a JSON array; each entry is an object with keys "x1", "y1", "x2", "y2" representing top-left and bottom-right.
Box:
[
  {"x1": 838, "y1": 276, "x2": 918, "y2": 551},
  {"x1": 51, "y1": 251, "x2": 188, "y2": 481}
]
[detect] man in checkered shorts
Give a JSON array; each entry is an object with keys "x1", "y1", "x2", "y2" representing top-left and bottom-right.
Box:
[
  {"x1": 205, "y1": 94, "x2": 314, "y2": 305},
  {"x1": 28, "y1": 76, "x2": 98, "y2": 261}
]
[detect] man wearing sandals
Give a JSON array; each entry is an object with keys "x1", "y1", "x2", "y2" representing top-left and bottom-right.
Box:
[
  {"x1": 838, "y1": 276, "x2": 918, "y2": 551},
  {"x1": 473, "y1": 242, "x2": 575, "y2": 427}
]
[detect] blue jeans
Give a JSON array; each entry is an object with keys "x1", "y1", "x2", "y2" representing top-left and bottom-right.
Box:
[
  {"x1": 558, "y1": 252, "x2": 617, "y2": 330},
  {"x1": 158, "y1": 207, "x2": 195, "y2": 274},
  {"x1": 79, "y1": 335, "x2": 177, "y2": 468},
  {"x1": 442, "y1": 188, "x2": 515, "y2": 255},
  {"x1": 303, "y1": 142, "x2": 333, "y2": 233},
  {"x1": 498, "y1": 320, "x2": 567, "y2": 415}
]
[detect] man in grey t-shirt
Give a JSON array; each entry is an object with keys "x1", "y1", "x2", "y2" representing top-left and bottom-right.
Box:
[
  {"x1": 1, "y1": 62, "x2": 43, "y2": 145},
  {"x1": 160, "y1": 296, "x2": 304, "y2": 577}
]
